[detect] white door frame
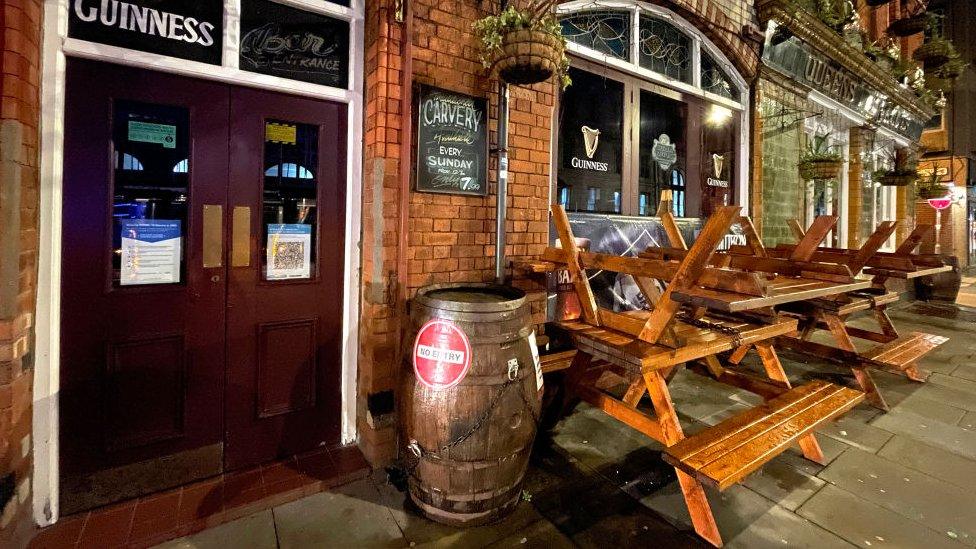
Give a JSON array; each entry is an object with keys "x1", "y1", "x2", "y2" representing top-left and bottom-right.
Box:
[{"x1": 34, "y1": 0, "x2": 364, "y2": 526}]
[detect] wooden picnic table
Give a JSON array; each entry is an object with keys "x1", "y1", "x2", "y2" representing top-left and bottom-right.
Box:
[
  {"x1": 724, "y1": 216, "x2": 950, "y2": 410},
  {"x1": 521, "y1": 203, "x2": 864, "y2": 547}
]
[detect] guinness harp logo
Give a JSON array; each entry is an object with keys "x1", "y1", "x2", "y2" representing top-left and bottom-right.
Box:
[
  {"x1": 712, "y1": 154, "x2": 725, "y2": 178},
  {"x1": 582, "y1": 126, "x2": 601, "y2": 159}
]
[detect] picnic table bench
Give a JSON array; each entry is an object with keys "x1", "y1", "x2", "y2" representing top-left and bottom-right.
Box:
[
  {"x1": 725, "y1": 216, "x2": 950, "y2": 409},
  {"x1": 523, "y1": 204, "x2": 864, "y2": 547}
]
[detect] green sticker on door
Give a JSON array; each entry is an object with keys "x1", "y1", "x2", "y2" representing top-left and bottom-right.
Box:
[{"x1": 128, "y1": 120, "x2": 176, "y2": 148}]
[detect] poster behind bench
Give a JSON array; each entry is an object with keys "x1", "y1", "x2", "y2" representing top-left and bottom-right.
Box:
[{"x1": 415, "y1": 85, "x2": 489, "y2": 197}]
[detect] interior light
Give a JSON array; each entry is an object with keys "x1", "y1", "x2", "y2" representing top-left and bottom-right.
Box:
[{"x1": 706, "y1": 104, "x2": 733, "y2": 126}]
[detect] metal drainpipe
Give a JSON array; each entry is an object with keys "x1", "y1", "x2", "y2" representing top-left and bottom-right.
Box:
[
  {"x1": 494, "y1": 0, "x2": 510, "y2": 285},
  {"x1": 397, "y1": 1, "x2": 413, "y2": 332}
]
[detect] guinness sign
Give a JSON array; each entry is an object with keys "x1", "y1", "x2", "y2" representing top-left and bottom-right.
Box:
[{"x1": 68, "y1": 0, "x2": 223, "y2": 65}]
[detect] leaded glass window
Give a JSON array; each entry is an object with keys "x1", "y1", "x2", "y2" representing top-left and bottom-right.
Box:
[
  {"x1": 638, "y1": 15, "x2": 691, "y2": 83},
  {"x1": 560, "y1": 10, "x2": 630, "y2": 61},
  {"x1": 701, "y1": 52, "x2": 738, "y2": 101}
]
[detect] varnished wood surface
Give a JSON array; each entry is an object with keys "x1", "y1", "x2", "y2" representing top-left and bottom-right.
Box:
[
  {"x1": 663, "y1": 381, "x2": 863, "y2": 490},
  {"x1": 671, "y1": 277, "x2": 872, "y2": 312},
  {"x1": 861, "y1": 331, "x2": 949, "y2": 369}
]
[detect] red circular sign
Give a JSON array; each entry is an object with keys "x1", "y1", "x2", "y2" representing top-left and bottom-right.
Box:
[
  {"x1": 413, "y1": 319, "x2": 472, "y2": 389},
  {"x1": 928, "y1": 197, "x2": 952, "y2": 210}
]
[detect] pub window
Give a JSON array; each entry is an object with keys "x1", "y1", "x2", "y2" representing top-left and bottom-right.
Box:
[
  {"x1": 116, "y1": 152, "x2": 145, "y2": 171},
  {"x1": 557, "y1": 67, "x2": 625, "y2": 214},
  {"x1": 638, "y1": 15, "x2": 692, "y2": 83},
  {"x1": 560, "y1": 10, "x2": 631, "y2": 61},
  {"x1": 671, "y1": 170, "x2": 686, "y2": 217},
  {"x1": 701, "y1": 52, "x2": 738, "y2": 101},
  {"x1": 638, "y1": 90, "x2": 686, "y2": 217}
]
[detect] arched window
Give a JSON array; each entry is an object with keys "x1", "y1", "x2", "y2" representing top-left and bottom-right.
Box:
[
  {"x1": 265, "y1": 163, "x2": 314, "y2": 179},
  {"x1": 115, "y1": 152, "x2": 144, "y2": 171},
  {"x1": 172, "y1": 159, "x2": 189, "y2": 173}
]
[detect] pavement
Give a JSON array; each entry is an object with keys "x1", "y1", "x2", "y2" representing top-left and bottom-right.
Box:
[{"x1": 155, "y1": 301, "x2": 976, "y2": 549}]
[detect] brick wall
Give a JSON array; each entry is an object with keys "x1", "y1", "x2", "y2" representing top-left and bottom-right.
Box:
[
  {"x1": 357, "y1": 0, "x2": 761, "y2": 465},
  {"x1": 0, "y1": 0, "x2": 42, "y2": 546}
]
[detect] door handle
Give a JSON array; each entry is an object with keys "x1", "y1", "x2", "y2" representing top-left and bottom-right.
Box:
[
  {"x1": 202, "y1": 204, "x2": 223, "y2": 268},
  {"x1": 232, "y1": 206, "x2": 251, "y2": 267}
]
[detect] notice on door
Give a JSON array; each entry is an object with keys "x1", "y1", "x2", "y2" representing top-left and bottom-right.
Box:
[
  {"x1": 266, "y1": 224, "x2": 312, "y2": 280},
  {"x1": 413, "y1": 319, "x2": 472, "y2": 389},
  {"x1": 120, "y1": 220, "x2": 182, "y2": 285},
  {"x1": 128, "y1": 121, "x2": 176, "y2": 149}
]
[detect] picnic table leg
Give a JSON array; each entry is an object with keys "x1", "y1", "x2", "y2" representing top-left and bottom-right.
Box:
[
  {"x1": 820, "y1": 312, "x2": 890, "y2": 411},
  {"x1": 643, "y1": 369, "x2": 723, "y2": 547},
  {"x1": 873, "y1": 306, "x2": 899, "y2": 340},
  {"x1": 622, "y1": 375, "x2": 647, "y2": 407},
  {"x1": 753, "y1": 342, "x2": 826, "y2": 465},
  {"x1": 727, "y1": 344, "x2": 751, "y2": 365}
]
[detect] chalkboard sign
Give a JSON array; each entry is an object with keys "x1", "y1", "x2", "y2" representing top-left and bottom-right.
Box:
[
  {"x1": 240, "y1": 0, "x2": 350, "y2": 89},
  {"x1": 68, "y1": 0, "x2": 223, "y2": 65},
  {"x1": 415, "y1": 86, "x2": 489, "y2": 196}
]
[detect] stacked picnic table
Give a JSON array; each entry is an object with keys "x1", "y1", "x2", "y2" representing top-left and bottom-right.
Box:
[{"x1": 517, "y1": 202, "x2": 951, "y2": 547}]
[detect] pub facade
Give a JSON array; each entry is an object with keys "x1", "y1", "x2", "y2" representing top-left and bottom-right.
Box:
[{"x1": 0, "y1": 0, "x2": 914, "y2": 546}]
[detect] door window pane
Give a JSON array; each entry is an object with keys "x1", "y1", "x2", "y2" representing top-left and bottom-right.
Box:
[
  {"x1": 263, "y1": 120, "x2": 319, "y2": 281},
  {"x1": 638, "y1": 15, "x2": 692, "y2": 83},
  {"x1": 701, "y1": 104, "x2": 738, "y2": 218},
  {"x1": 112, "y1": 101, "x2": 189, "y2": 287},
  {"x1": 638, "y1": 90, "x2": 686, "y2": 217},
  {"x1": 557, "y1": 68, "x2": 624, "y2": 214}
]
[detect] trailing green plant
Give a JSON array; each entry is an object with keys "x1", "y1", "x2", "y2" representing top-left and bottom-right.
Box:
[
  {"x1": 473, "y1": 5, "x2": 571, "y2": 89},
  {"x1": 873, "y1": 166, "x2": 918, "y2": 186},
  {"x1": 799, "y1": 133, "x2": 843, "y2": 180},
  {"x1": 812, "y1": 0, "x2": 856, "y2": 33},
  {"x1": 915, "y1": 171, "x2": 950, "y2": 199}
]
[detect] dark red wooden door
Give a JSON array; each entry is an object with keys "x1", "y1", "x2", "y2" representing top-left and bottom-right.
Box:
[
  {"x1": 224, "y1": 88, "x2": 346, "y2": 470},
  {"x1": 61, "y1": 59, "x2": 229, "y2": 511},
  {"x1": 61, "y1": 60, "x2": 345, "y2": 509}
]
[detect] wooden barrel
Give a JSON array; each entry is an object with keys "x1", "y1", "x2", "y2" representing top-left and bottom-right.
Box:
[{"x1": 400, "y1": 283, "x2": 543, "y2": 527}]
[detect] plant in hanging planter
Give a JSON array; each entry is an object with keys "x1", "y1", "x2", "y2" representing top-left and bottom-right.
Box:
[
  {"x1": 912, "y1": 38, "x2": 956, "y2": 71},
  {"x1": 799, "y1": 133, "x2": 844, "y2": 181},
  {"x1": 473, "y1": 3, "x2": 570, "y2": 89},
  {"x1": 915, "y1": 171, "x2": 950, "y2": 199},
  {"x1": 874, "y1": 167, "x2": 918, "y2": 187},
  {"x1": 887, "y1": 14, "x2": 927, "y2": 37},
  {"x1": 813, "y1": 0, "x2": 856, "y2": 34},
  {"x1": 865, "y1": 40, "x2": 900, "y2": 73},
  {"x1": 925, "y1": 56, "x2": 967, "y2": 92}
]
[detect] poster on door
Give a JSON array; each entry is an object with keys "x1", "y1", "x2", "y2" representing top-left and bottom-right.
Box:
[
  {"x1": 266, "y1": 224, "x2": 312, "y2": 280},
  {"x1": 120, "y1": 220, "x2": 182, "y2": 286}
]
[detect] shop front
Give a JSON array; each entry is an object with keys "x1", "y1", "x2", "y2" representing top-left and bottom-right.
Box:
[
  {"x1": 551, "y1": 1, "x2": 754, "y2": 312},
  {"x1": 33, "y1": 0, "x2": 363, "y2": 521},
  {"x1": 754, "y1": 0, "x2": 934, "y2": 250}
]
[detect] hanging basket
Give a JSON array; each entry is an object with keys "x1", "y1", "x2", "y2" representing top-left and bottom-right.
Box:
[
  {"x1": 493, "y1": 30, "x2": 563, "y2": 86},
  {"x1": 799, "y1": 159, "x2": 843, "y2": 181},
  {"x1": 925, "y1": 76, "x2": 954, "y2": 92},
  {"x1": 879, "y1": 173, "x2": 916, "y2": 187},
  {"x1": 866, "y1": 0, "x2": 890, "y2": 6},
  {"x1": 887, "y1": 15, "x2": 927, "y2": 37},
  {"x1": 913, "y1": 41, "x2": 952, "y2": 70}
]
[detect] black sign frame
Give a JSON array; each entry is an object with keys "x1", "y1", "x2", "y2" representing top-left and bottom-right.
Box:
[
  {"x1": 67, "y1": 0, "x2": 224, "y2": 65},
  {"x1": 414, "y1": 85, "x2": 490, "y2": 197},
  {"x1": 240, "y1": 0, "x2": 351, "y2": 89}
]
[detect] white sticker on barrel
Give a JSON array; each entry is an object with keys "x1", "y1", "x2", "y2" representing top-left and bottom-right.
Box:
[
  {"x1": 528, "y1": 331, "x2": 543, "y2": 392},
  {"x1": 413, "y1": 319, "x2": 473, "y2": 390}
]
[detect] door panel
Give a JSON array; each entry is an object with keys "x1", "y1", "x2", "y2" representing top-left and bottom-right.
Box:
[
  {"x1": 224, "y1": 87, "x2": 346, "y2": 470},
  {"x1": 61, "y1": 59, "x2": 229, "y2": 511}
]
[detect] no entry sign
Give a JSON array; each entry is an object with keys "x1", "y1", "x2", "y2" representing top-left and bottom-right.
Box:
[{"x1": 413, "y1": 319, "x2": 472, "y2": 389}]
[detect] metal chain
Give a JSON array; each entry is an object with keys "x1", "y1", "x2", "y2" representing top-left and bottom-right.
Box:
[
  {"x1": 675, "y1": 311, "x2": 744, "y2": 348},
  {"x1": 398, "y1": 362, "x2": 543, "y2": 476}
]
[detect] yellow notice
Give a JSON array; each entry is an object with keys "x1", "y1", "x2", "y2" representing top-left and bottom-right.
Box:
[{"x1": 265, "y1": 122, "x2": 297, "y2": 145}]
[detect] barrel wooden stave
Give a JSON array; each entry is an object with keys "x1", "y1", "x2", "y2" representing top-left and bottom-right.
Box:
[{"x1": 400, "y1": 284, "x2": 542, "y2": 527}]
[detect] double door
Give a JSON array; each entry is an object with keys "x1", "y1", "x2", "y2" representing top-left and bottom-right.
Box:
[{"x1": 60, "y1": 59, "x2": 346, "y2": 511}]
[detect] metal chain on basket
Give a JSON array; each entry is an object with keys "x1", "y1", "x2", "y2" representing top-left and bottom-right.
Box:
[{"x1": 675, "y1": 311, "x2": 744, "y2": 348}]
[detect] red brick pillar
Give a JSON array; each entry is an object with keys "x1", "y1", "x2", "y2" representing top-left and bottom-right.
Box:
[{"x1": 0, "y1": 0, "x2": 42, "y2": 545}]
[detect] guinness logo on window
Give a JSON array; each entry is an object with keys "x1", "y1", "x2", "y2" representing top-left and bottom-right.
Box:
[
  {"x1": 712, "y1": 154, "x2": 724, "y2": 179},
  {"x1": 581, "y1": 126, "x2": 601, "y2": 159}
]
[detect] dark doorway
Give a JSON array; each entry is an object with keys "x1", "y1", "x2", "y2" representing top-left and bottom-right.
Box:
[{"x1": 60, "y1": 59, "x2": 345, "y2": 513}]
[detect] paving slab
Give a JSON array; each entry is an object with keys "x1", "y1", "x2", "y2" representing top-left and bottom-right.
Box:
[
  {"x1": 958, "y1": 410, "x2": 976, "y2": 431},
  {"x1": 550, "y1": 404, "x2": 657, "y2": 473},
  {"x1": 726, "y1": 501, "x2": 854, "y2": 549},
  {"x1": 817, "y1": 448, "x2": 976, "y2": 545},
  {"x1": 153, "y1": 511, "x2": 278, "y2": 549},
  {"x1": 871, "y1": 408, "x2": 976, "y2": 460},
  {"x1": 949, "y1": 361, "x2": 976, "y2": 381},
  {"x1": 638, "y1": 481, "x2": 776, "y2": 542},
  {"x1": 818, "y1": 411, "x2": 893, "y2": 453},
  {"x1": 273, "y1": 478, "x2": 406, "y2": 548},
  {"x1": 892, "y1": 393, "x2": 968, "y2": 425},
  {"x1": 877, "y1": 435, "x2": 976, "y2": 493},
  {"x1": 483, "y1": 518, "x2": 576, "y2": 548},
  {"x1": 740, "y1": 456, "x2": 827, "y2": 511},
  {"x1": 798, "y1": 484, "x2": 967, "y2": 549},
  {"x1": 894, "y1": 381, "x2": 976, "y2": 413}
]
